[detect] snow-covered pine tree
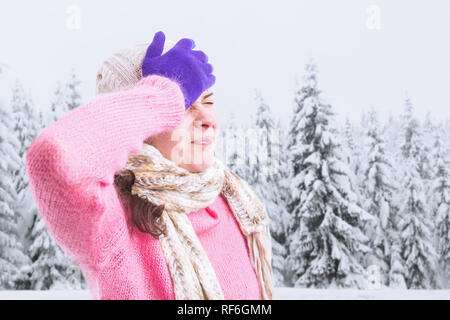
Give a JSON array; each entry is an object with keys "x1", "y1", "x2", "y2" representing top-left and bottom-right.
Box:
[
  {"x1": 65, "y1": 68, "x2": 82, "y2": 111},
  {"x1": 421, "y1": 112, "x2": 437, "y2": 210},
  {"x1": 285, "y1": 61, "x2": 373, "y2": 289},
  {"x1": 223, "y1": 112, "x2": 250, "y2": 181},
  {"x1": 383, "y1": 116, "x2": 408, "y2": 288},
  {"x1": 359, "y1": 107, "x2": 397, "y2": 286},
  {"x1": 430, "y1": 126, "x2": 450, "y2": 287},
  {"x1": 356, "y1": 112, "x2": 369, "y2": 175},
  {"x1": 25, "y1": 209, "x2": 74, "y2": 289},
  {"x1": 383, "y1": 114, "x2": 402, "y2": 160},
  {"x1": 445, "y1": 119, "x2": 450, "y2": 154},
  {"x1": 276, "y1": 124, "x2": 294, "y2": 286},
  {"x1": 400, "y1": 97, "x2": 416, "y2": 160},
  {"x1": 276, "y1": 119, "x2": 291, "y2": 214},
  {"x1": 360, "y1": 110, "x2": 368, "y2": 132},
  {"x1": 342, "y1": 118, "x2": 356, "y2": 165},
  {"x1": 422, "y1": 111, "x2": 435, "y2": 149},
  {"x1": 10, "y1": 81, "x2": 41, "y2": 222},
  {"x1": 340, "y1": 118, "x2": 365, "y2": 208},
  {"x1": 10, "y1": 81, "x2": 40, "y2": 158},
  {"x1": 398, "y1": 131, "x2": 438, "y2": 288},
  {"x1": 249, "y1": 89, "x2": 289, "y2": 287},
  {"x1": 0, "y1": 107, "x2": 30, "y2": 289},
  {"x1": 388, "y1": 234, "x2": 407, "y2": 288},
  {"x1": 400, "y1": 97, "x2": 431, "y2": 181},
  {"x1": 49, "y1": 81, "x2": 70, "y2": 124},
  {"x1": 9, "y1": 81, "x2": 42, "y2": 288},
  {"x1": 38, "y1": 110, "x2": 45, "y2": 129}
]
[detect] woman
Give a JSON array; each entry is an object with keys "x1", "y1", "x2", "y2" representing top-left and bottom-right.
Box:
[{"x1": 26, "y1": 31, "x2": 274, "y2": 300}]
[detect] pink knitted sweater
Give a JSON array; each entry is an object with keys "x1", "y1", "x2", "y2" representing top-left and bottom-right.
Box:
[{"x1": 25, "y1": 75, "x2": 262, "y2": 300}]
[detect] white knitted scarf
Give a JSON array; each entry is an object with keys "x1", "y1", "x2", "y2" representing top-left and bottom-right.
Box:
[{"x1": 122, "y1": 143, "x2": 274, "y2": 300}]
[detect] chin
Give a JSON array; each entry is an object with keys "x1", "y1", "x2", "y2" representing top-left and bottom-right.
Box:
[
  {"x1": 184, "y1": 154, "x2": 214, "y2": 172},
  {"x1": 183, "y1": 147, "x2": 215, "y2": 172},
  {"x1": 186, "y1": 161, "x2": 213, "y2": 173}
]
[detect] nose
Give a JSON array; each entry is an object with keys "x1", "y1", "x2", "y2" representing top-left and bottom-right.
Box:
[
  {"x1": 195, "y1": 118, "x2": 215, "y2": 131},
  {"x1": 193, "y1": 108, "x2": 217, "y2": 132}
]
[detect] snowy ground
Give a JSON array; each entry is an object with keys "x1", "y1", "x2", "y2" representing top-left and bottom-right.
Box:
[
  {"x1": 275, "y1": 288, "x2": 450, "y2": 300},
  {"x1": 0, "y1": 288, "x2": 449, "y2": 300}
]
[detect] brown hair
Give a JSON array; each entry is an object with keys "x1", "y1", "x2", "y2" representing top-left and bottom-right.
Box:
[{"x1": 114, "y1": 168, "x2": 167, "y2": 239}]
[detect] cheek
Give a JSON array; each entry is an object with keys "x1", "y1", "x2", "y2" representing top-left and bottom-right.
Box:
[{"x1": 167, "y1": 132, "x2": 193, "y2": 164}]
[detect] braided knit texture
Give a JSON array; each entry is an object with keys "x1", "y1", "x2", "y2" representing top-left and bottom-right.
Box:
[{"x1": 25, "y1": 74, "x2": 272, "y2": 300}]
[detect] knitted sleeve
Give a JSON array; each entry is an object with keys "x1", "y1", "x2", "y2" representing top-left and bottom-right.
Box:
[{"x1": 25, "y1": 74, "x2": 185, "y2": 265}]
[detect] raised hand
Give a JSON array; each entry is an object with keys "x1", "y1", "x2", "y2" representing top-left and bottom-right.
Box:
[{"x1": 142, "y1": 31, "x2": 216, "y2": 109}]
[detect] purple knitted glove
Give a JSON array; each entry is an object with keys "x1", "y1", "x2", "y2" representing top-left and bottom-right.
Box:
[{"x1": 142, "y1": 31, "x2": 216, "y2": 109}]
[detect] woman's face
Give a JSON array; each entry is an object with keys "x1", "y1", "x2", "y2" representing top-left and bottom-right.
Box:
[{"x1": 148, "y1": 88, "x2": 218, "y2": 172}]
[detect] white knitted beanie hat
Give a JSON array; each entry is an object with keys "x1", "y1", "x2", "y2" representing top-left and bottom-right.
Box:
[{"x1": 95, "y1": 39, "x2": 177, "y2": 95}]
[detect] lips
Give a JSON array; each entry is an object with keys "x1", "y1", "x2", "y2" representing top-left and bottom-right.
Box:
[{"x1": 192, "y1": 137, "x2": 214, "y2": 145}]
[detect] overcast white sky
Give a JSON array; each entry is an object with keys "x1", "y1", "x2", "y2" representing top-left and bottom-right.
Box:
[{"x1": 1, "y1": 0, "x2": 449, "y2": 127}]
